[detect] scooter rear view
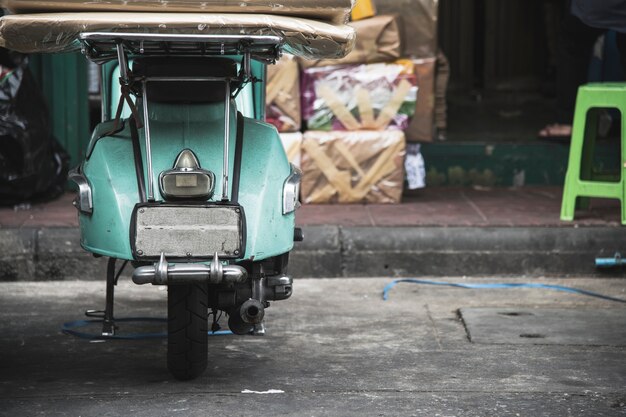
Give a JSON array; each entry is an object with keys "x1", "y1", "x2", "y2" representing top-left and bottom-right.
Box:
[{"x1": 70, "y1": 33, "x2": 301, "y2": 380}]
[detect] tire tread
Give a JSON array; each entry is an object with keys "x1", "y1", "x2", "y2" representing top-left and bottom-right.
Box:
[{"x1": 167, "y1": 283, "x2": 208, "y2": 380}]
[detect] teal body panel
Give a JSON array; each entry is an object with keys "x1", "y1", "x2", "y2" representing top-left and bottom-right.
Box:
[
  {"x1": 80, "y1": 127, "x2": 138, "y2": 258},
  {"x1": 79, "y1": 99, "x2": 294, "y2": 261}
]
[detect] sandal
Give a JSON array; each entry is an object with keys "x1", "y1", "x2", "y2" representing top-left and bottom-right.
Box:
[{"x1": 538, "y1": 123, "x2": 572, "y2": 142}]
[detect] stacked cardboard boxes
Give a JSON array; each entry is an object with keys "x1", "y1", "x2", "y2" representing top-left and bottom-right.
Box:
[
  {"x1": 301, "y1": 130, "x2": 405, "y2": 204},
  {"x1": 267, "y1": 55, "x2": 301, "y2": 133},
  {"x1": 266, "y1": 2, "x2": 443, "y2": 204},
  {"x1": 300, "y1": 60, "x2": 417, "y2": 132}
]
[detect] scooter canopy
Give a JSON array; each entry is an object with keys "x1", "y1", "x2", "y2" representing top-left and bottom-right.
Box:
[{"x1": 0, "y1": 12, "x2": 355, "y2": 61}]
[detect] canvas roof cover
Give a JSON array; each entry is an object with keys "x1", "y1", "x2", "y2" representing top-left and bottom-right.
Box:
[
  {"x1": 0, "y1": 0, "x2": 354, "y2": 24},
  {"x1": 0, "y1": 12, "x2": 355, "y2": 59}
]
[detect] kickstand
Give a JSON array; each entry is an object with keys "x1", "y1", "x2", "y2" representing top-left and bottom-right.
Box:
[
  {"x1": 85, "y1": 258, "x2": 128, "y2": 336},
  {"x1": 252, "y1": 321, "x2": 266, "y2": 336}
]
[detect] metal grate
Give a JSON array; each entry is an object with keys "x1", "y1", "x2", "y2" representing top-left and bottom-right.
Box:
[{"x1": 79, "y1": 32, "x2": 283, "y2": 64}]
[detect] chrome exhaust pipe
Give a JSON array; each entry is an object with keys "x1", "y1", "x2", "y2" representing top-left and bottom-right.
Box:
[
  {"x1": 227, "y1": 299, "x2": 265, "y2": 335},
  {"x1": 239, "y1": 299, "x2": 265, "y2": 324},
  {"x1": 132, "y1": 252, "x2": 248, "y2": 285}
]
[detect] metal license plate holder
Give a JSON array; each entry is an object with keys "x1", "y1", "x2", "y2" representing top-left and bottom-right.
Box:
[{"x1": 131, "y1": 203, "x2": 245, "y2": 261}]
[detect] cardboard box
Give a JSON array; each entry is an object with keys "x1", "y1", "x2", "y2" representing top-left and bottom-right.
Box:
[
  {"x1": 373, "y1": 0, "x2": 438, "y2": 58},
  {"x1": 266, "y1": 55, "x2": 301, "y2": 132},
  {"x1": 301, "y1": 60, "x2": 417, "y2": 131},
  {"x1": 280, "y1": 132, "x2": 302, "y2": 168},
  {"x1": 299, "y1": 15, "x2": 402, "y2": 68},
  {"x1": 435, "y1": 50, "x2": 450, "y2": 134},
  {"x1": 405, "y1": 57, "x2": 435, "y2": 142},
  {"x1": 301, "y1": 130, "x2": 406, "y2": 204},
  {"x1": 351, "y1": 0, "x2": 376, "y2": 21}
]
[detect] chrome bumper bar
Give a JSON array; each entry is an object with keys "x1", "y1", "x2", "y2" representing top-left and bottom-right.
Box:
[{"x1": 132, "y1": 252, "x2": 247, "y2": 285}]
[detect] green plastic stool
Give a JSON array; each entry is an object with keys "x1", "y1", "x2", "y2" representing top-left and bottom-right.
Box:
[{"x1": 561, "y1": 83, "x2": 626, "y2": 224}]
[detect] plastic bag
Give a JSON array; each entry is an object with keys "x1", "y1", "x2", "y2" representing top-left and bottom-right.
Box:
[
  {"x1": 301, "y1": 60, "x2": 417, "y2": 131},
  {"x1": 0, "y1": 50, "x2": 69, "y2": 205}
]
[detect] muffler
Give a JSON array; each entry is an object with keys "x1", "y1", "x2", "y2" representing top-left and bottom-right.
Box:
[
  {"x1": 228, "y1": 299, "x2": 265, "y2": 335},
  {"x1": 239, "y1": 299, "x2": 265, "y2": 324}
]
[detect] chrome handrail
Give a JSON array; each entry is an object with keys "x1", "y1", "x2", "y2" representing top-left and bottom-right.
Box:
[{"x1": 90, "y1": 33, "x2": 266, "y2": 203}]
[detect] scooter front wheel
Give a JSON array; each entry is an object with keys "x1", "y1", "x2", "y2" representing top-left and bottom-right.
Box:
[{"x1": 167, "y1": 283, "x2": 208, "y2": 380}]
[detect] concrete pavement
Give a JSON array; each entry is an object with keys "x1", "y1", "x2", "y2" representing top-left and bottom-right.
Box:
[
  {"x1": 3, "y1": 225, "x2": 626, "y2": 281},
  {"x1": 1, "y1": 277, "x2": 625, "y2": 416}
]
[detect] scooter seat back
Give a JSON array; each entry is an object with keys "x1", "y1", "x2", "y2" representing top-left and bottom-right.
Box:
[
  {"x1": 145, "y1": 101, "x2": 232, "y2": 124},
  {"x1": 132, "y1": 57, "x2": 237, "y2": 103}
]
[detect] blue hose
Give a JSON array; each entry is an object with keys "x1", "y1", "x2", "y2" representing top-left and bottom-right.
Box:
[
  {"x1": 595, "y1": 253, "x2": 626, "y2": 268},
  {"x1": 62, "y1": 317, "x2": 232, "y2": 340},
  {"x1": 382, "y1": 278, "x2": 626, "y2": 303}
]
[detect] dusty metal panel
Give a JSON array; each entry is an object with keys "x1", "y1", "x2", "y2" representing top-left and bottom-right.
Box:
[{"x1": 134, "y1": 205, "x2": 242, "y2": 259}]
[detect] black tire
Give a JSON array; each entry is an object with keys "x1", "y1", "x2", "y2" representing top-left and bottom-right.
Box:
[{"x1": 167, "y1": 283, "x2": 209, "y2": 380}]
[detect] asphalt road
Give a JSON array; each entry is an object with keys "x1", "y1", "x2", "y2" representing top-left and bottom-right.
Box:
[{"x1": 1, "y1": 277, "x2": 626, "y2": 416}]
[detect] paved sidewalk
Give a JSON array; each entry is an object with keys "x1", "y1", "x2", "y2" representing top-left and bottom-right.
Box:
[
  {"x1": 0, "y1": 277, "x2": 625, "y2": 416},
  {"x1": 0, "y1": 187, "x2": 623, "y2": 228},
  {"x1": 1, "y1": 187, "x2": 625, "y2": 279}
]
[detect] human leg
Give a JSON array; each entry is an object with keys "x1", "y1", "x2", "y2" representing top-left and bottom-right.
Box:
[
  {"x1": 554, "y1": 6, "x2": 604, "y2": 124},
  {"x1": 616, "y1": 32, "x2": 626, "y2": 76}
]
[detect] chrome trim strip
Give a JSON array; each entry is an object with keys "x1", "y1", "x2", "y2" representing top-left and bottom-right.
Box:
[
  {"x1": 141, "y1": 80, "x2": 155, "y2": 201},
  {"x1": 144, "y1": 76, "x2": 236, "y2": 82},
  {"x1": 222, "y1": 81, "x2": 231, "y2": 201},
  {"x1": 267, "y1": 275, "x2": 292, "y2": 287},
  {"x1": 98, "y1": 64, "x2": 108, "y2": 122}
]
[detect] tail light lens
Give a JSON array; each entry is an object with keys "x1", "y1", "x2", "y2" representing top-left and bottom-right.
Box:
[{"x1": 159, "y1": 149, "x2": 215, "y2": 200}]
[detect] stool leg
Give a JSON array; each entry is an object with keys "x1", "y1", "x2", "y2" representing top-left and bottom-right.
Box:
[
  {"x1": 561, "y1": 90, "x2": 588, "y2": 221},
  {"x1": 621, "y1": 104, "x2": 626, "y2": 225},
  {"x1": 577, "y1": 108, "x2": 598, "y2": 210},
  {"x1": 562, "y1": 157, "x2": 583, "y2": 221},
  {"x1": 561, "y1": 174, "x2": 577, "y2": 221}
]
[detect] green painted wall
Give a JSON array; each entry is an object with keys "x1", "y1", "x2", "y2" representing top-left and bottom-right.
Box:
[
  {"x1": 421, "y1": 141, "x2": 621, "y2": 187},
  {"x1": 29, "y1": 53, "x2": 90, "y2": 169}
]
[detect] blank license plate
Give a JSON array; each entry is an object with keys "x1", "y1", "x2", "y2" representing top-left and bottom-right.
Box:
[{"x1": 134, "y1": 205, "x2": 243, "y2": 259}]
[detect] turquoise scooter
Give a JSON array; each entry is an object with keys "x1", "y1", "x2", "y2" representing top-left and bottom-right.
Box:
[{"x1": 69, "y1": 32, "x2": 301, "y2": 380}]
